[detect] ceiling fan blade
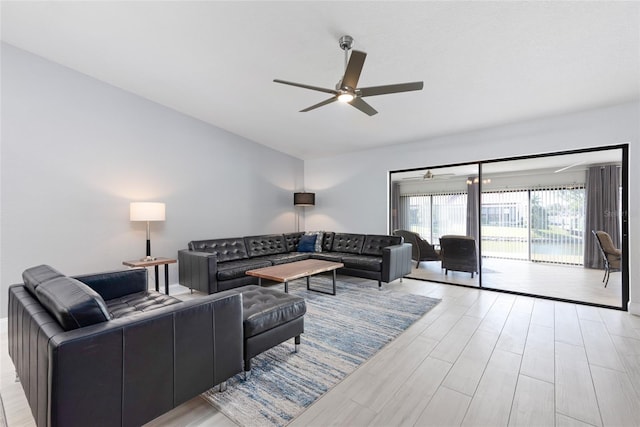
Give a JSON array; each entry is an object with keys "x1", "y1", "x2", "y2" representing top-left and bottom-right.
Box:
[
  {"x1": 349, "y1": 97, "x2": 378, "y2": 116},
  {"x1": 358, "y1": 81, "x2": 424, "y2": 97},
  {"x1": 273, "y1": 79, "x2": 337, "y2": 95},
  {"x1": 341, "y1": 50, "x2": 366, "y2": 90},
  {"x1": 300, "y1": 96, "x2": 338, "y2": 112}
]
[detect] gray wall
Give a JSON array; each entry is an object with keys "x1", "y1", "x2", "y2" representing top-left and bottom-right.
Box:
[
  {"x1": 303, "y1": 101, "x2": 640, "y2": 313},
  {"x1": 3, "y1": 42, "x2": 638, "y2": 317},
  {"x1": 0, "y1": 44, "x2": 304, "y2": 317}
]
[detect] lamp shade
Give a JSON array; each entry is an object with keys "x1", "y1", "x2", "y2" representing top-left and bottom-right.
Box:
[
  {"x1": 294, "y1": 192, "x2": 315, "y2": 206},
  {"x1": 130, "y1": 202, "x2": 166, "y2": 221}
]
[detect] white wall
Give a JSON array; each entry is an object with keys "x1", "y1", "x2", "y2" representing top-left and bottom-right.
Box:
[
  {"x1": 0, "y1": 44, "x2": 304, "y2": 317},
  {"x1": 304, "y1": 101, "x2": 640, "y2": 312}
]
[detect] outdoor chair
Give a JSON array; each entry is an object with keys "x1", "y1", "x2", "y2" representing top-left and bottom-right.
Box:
[
  {"x1": 440, "y1": 235, "x2": 478, "y2": 278},
  {"x1": 393, "y1": 229, "x2": 441, "y2": 268},
  {"x1": 592, "y1": 230, "x2": 621, "y2": 287}
]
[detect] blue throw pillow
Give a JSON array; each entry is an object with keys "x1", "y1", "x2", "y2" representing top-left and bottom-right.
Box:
[
  {"x1": 297, "y1": 234, "x2": 317, "y2": 252},
  {"x1": 305, "y1": 231, "x2": 324, "y2": 252}
]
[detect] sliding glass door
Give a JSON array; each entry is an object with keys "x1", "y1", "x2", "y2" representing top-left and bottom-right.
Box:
[
  {"x1": 390, "y1": 145, "x2": 627, "y2": 309},
  {"x1": 391, "y1": 164, "x2": 480, "y2": 287}
]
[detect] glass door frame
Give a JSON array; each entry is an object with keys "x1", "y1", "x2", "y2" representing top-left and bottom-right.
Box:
[{"x1": 389, "y1": 144, "x2": 629, "y2": 310}]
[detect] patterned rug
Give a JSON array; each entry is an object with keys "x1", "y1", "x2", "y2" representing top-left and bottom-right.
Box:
[{"x1": 201, "y1": 276, "x2": 440, "y2": 426}]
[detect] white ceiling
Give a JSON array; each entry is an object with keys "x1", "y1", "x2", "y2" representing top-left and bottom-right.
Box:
[{"x1": 2, "y1": 1, "x2": 638, "y2": 160}]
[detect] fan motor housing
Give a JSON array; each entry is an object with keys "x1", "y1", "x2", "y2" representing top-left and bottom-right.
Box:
[{"x1": 339, "y1": 35, "x2": 354, "y2": 51}]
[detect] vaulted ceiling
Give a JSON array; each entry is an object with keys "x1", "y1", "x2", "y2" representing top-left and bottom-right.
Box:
[{"x1": 2, "y1": 1, "x2": 638, "y2": 159}]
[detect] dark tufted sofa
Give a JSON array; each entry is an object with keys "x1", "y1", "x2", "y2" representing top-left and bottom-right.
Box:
[
  {"x1": 178, "y1": 231, "x2": 412, "y2": 294},
  {"x1": 8, "y1": 265, "x2": 243, "y2": 427}
]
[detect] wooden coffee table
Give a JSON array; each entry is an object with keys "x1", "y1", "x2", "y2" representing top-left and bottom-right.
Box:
[{"x1": 246, "y1": 259, "x2": 344, "y2": 295}]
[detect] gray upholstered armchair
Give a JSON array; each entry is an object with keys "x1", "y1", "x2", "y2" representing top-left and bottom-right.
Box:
[
  {"x1": 592, "y1": 230, "x2": 621, "y2": 287},
  {"x1": 393, "y1": 230, "x2": 441, "y2": 268},
  {"x1": 440, "y1": 235, "x2": 478, "y2": 278}
]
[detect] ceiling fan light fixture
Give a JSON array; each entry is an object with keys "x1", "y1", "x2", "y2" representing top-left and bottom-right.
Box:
[
  {"x1": 273, "y1": 35, "x2": 423, "y2": 116},
  {"x1": 337, "y1": 92, "x2": 355, "y2": 103}
]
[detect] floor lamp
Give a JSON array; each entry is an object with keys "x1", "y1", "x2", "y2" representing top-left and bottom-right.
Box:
[
  {"x1": 294, "y1": 192, "x2": 315, "y2": 232},
  {"x1": 130, "y1": 202, "x2": 166, "y2": 261}
]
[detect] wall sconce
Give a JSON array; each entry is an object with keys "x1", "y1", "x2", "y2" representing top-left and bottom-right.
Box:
[{"x1": 130, "y1": 202, "x2": 165, "y2": 261}]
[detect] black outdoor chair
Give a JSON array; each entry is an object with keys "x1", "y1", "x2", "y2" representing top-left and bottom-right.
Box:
[
  {"x1": 393, "y1": 229, "x2": 441, "y2": 268},
  {"x1": 440, "y1": 235, "x2": 478, "y2": 278}
]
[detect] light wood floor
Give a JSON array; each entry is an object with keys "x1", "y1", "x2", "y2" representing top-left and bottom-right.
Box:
[
  {"x1": 409, "y1": 258, "x2": 622, "y2": 308},
  {"x1": 2, "y1": 277, "x2": 640, "y2": 427}
]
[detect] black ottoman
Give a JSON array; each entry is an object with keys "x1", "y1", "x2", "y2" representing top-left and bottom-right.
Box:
[{"x1": 236, "y1": 285, "x2": 306, "y2": 378}]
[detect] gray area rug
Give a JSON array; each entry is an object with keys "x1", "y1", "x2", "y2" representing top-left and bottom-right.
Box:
[{"x1": 202, "y1": 276, "x2": 440, "y2": 426}]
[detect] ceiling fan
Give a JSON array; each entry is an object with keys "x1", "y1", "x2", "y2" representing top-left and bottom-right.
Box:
[
  {"x1": 274, "y1": 35, "x2": 423, "y2": 116},
  {"x1": 401, "y1": 170, "x2": 455, "y2": 181}
]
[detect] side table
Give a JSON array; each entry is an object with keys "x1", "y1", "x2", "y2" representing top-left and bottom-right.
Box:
[{"x1": 122, "y1": 257, "x2": 177, "y2": 295}]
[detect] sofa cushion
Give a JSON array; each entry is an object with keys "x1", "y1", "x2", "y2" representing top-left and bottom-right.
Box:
[
  {"x1": 106, "y1": 291, "x2": 181, "y2": 319},
  {"x1": 297, "y1": 234, "x2": 317, "y2": 252},
  {"x1": 267, "y1": 252, "x2": 312, "y2": 265},
  {"x1": 22, "y1": 264, "x2": 65, "y2": 295},
  {"x1": 362, "y1": 235, "x2": 403, "y2": 256},
  {"x1": 311, "y1": 252, "x2": 345, "y2": 262},
  {"x1": 244, "y1": 234, "x2": 288, "y2": 258},
  {"x1": 75, "y1": 268, "x2": 148, "y2": 301},
  {"x1": 35, "y1": 276, "x2": 111, "y2": 331},
  {"x1": 321, "y1": 232, "x2": 335, "y2": 252},
  {"x1": 284, "y1": 232, "x2": 305, "y2": 252},
  {"x1": 189, "y1": 238, "x2": 249, "y2": 262},
  {"x1": 216, "y1": 259, "x2": 272, "y2": 281},
  {"x1": 237, "y1": 285, "x2": 306, "y2": 338},
  {"x1": 340, "y1": 254, "x2": 383, "y2": 272},
  {"x1": 331, "y1": 233, "x2": 365, "y2": 254}
]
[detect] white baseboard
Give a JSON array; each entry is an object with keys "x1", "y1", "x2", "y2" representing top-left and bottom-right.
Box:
[
  {"x1": 169, "y1": 283, "x2": 191, "y2": 295},
  {"x1": 628, "y1": 301, "x2": 640, "y2": 316}
]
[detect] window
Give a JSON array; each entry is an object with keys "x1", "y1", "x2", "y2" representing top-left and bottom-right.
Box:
[
  {"x1": 399, "y1": 192, "x2": 467, "y2": 243},
  {"x1": 481, "y1": 186, "x2": 585, "y2": 264}
]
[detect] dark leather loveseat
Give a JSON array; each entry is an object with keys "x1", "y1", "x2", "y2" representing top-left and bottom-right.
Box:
[
  {"x1": 178, "y1": 231, "x2": 412, "y2": 294},
  {"x1": 8, "y1": 265, "x2": 243, "y2": 427}
]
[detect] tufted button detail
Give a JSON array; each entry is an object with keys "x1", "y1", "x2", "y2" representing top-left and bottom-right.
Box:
[
  {"x1": 244, "y1": 235, "x2": 287, "y2": 258},
  {"x1": 236, "y1": 285, "x2": 306, "y2": 338},
  {"x1": 107, "y1": 291, "x2": 181, "y2": 319},
  {"x1": 331, "y1": 233, "x2": 365, "y2": 254},
  {"x1": 361, "y1": 235, "x2": 402, "y2": 256}
]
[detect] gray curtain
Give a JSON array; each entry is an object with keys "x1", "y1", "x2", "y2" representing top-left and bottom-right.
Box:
[
  {"x1": 584, "y1": 165, "x2": 620, "y2": 268},
  {"x1": 391, "y1": 182, "x2": 400, "y2": 231},
  {"x1": 466, "y1": 178, "x2": 479, "y2": 243}
]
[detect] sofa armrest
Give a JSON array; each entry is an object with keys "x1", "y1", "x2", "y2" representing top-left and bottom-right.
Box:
[
  {"x1": 178, "y1": 249, "x2": 219, "y2": 294},
  {"x1": 381, "y1": 243, "x2": 413, "y2": 283},
  {"x1": 74, "y1": 268, "x2": 148, "y2": 301}
]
